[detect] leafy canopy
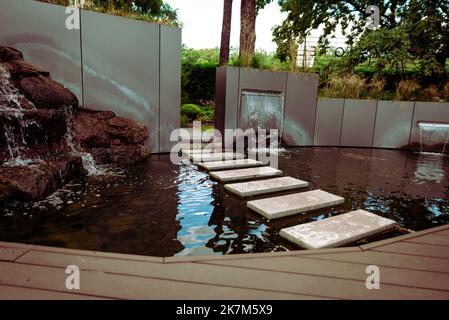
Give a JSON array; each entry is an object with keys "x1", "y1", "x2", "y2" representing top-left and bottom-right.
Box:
[{"x1": 273, "y1": 0, "x2": 449, "y2": 76}]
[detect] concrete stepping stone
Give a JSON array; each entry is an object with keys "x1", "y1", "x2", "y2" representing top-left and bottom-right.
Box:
[
  {"x1": 210, "y1": 166, "x2": 282, "y2": 182},
  {"x1": 225, "y1": 176, "x2": 309, "y2": 197},
  {"x1": 197, "y1": 159, "x2": 263, "y2": 171},
  {"x1": 279, "y1": 209, "x2": 397, "y2": 249},
  {"x1": 191, "y1": 152, "x2": 245, "y2": 163},
  {"x1": 247, "y1": 189, "x2": 345, "y2": 220}
]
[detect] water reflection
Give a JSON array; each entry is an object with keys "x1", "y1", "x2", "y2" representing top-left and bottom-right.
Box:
[
  {"x1": 1, "y1": 148, "x2": 448, "y2": 256},
  {"x1": 175, "y1": 164, "x2": 218, "y2": 256},
  {"x1": 414, "y1": 153, "x2": 446, "y2": 184}
]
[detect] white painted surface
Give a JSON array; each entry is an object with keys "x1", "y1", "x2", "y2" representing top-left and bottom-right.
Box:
[
  {"x1": 225, "y1": 177, "x2": 309, "y2": 197},
  {"x1": 197, "y1": 159, "x2": 263, "y2": 171},
  {"x1": 210, "y1": 167, "x2": 283, "y2": 182},
  {"x1": 191, "y1": 153, "x2": 245, "y2": 163},
  {"x1": 280, "y1": 209, "x2": 397, "y2": 249},
  {"x1": 247, "y1": 189, "x2": 344, "y2": 220}
]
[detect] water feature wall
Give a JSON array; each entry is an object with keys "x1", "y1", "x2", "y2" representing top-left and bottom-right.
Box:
[
  {"x1": 0, "y1": 0, "x2": 181, "y2": 153},
  {"x1": 215, "y1": 67, "x2": 319, "y2": 147},
  {"x1": 216, "y1": 67, "x2": 449, "y2": 153}
]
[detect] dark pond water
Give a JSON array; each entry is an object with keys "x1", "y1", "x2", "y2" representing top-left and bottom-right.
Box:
[{"x1": 1, "y1": 147, "x2": 449, "y2": 257}]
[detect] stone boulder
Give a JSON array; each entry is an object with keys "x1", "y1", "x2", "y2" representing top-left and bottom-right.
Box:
[
  {"x1": 71, "y1": 109, "x2": 150, "y2": 165},
  {"x1": 0, "y1": 156, "x2": 86, "y2": 202},
  {"x1": 0, "y1": 46, "x2": 23, "y2": 62},
  {"x1": 2, "y1": 60, "x2": 50, "y2": 80},
  {"x1": 20, "y1": 75, "x2": 78, "y2": 109},
  {"x1": 0, "y1": 109, "x2": 67, "y2": 148}
]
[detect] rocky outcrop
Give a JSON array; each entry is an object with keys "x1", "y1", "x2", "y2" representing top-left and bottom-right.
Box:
[
  {"x1": 0, "y1": 45, "x2": 151, "y2": 203},
  {"x1": 0, "y1": 46, "x2": 23, "y2": 62},
  {"x1": 20, "y1": 75, "x2": 79, "y2": 109},
  {"x1": 0, "y1": 156, "x2": 86, "y2": 202},
  {"x1": 71, "y1": 109, "x2": 150, "y2": 165}
]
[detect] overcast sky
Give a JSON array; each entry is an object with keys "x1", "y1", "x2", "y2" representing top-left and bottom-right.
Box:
[{"x1": 164, "y1": 0, "x2": 286, "y2": 52}]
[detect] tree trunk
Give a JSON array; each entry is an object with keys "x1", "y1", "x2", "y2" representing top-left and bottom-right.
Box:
[
  {"x1": 219, "y1": 0, "x2": 233, "y2": 66},
  {"x1": 239, "y1": 0, "x2": 256, "y2": 67}
]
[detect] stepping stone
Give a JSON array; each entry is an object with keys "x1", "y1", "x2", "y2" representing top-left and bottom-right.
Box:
[
  {"x1": 210, "y1": 166, "x2": 282, "y2": 182},
  {"x1": 247, "y1": 189, "x2": 345, "y2": 220},
  {"x1": 197, "y1": 159, "x2": 263, "y2": 171},
  {"x1": 191, "y1": 152, "x2": 245, "y2": 163},
  {"x1": 181, "y1": 149, "x2": 204, "y2": 156},
  {"x1": 225, "y1": 176, "x2": 309, "y2": 197},
  {"x1": 279, "y1": 209, "x2": 397, "y2": 249}
]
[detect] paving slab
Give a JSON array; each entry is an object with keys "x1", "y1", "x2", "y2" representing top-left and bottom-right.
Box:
[
  {"x1": 210, "y1": 166, "x2": 282, "y2": 182},
  {"x1": 280, "y1": 209, "x2": 397, "y2": 249},
  {"x1": 191, "y1": 152, "x2": 245, "y2": 163},
  {"x1": 225, "y1": 176, "x2": 309, "y2": 197},
  {"x1": 197, "y1": 159, "x2": 263, "y2": 171},
  {"x1": 247, "y1": 189, "x2": 345, "y2": 220}
]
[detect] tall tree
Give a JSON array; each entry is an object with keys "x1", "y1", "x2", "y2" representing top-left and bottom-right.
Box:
[
  {"x1": 239, "y1": 0, "x2": 272, "y2": 67},
  {"x1": 219, "y1": 0, "x2": 233, "y2": 66},
  {"x1": 239, "y1": 0, "x2": 256, "y2": 67}
]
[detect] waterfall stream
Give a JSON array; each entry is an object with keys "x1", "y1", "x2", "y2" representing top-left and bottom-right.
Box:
[
  {"x1": 1, "y1": 64, "x2": 105, "y2": 174},
  {"x1": 418, "y1": 122, "x2": 449, "y2": 155}
]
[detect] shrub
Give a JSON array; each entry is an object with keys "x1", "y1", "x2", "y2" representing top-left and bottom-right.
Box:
[
  {"x1": 182, "y1": 63, "x2": 216, "y2": 105},
  {"x1": 321, "y1": 74, "x2": 366, "y2": 99},
  {"x1": 367, "y1": 76, "x2": 387, "y2": 99},
  {"x1": 395, "y1": 80, "x2": 422, "y2": 101},
  {"x1": 180, "y1": 114, "x2": 189, "y2": 128},
  {"x1": 443, "y1": 83, "x2": 449, "y2": 102},
  {"x1": 198, "y1": 105, "x2": 214, "y2": 123},
  {"x1": 421, "y1": 85, "x2": 441, "y2": 102},
  {"x1": 181, "y1": 104, "x2": 202, "y2": 121}
]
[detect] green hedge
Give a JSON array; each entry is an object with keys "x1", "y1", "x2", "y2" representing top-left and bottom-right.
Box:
[{"x1": 182, "y1": 62, "x2": 216, "y2": 105}]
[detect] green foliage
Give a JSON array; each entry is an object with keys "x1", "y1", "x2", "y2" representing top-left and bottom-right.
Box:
[
  {"x1": 180, "y1": 104, "x2": 215, "y2": 124},
  {"x1": 180, "y1": 114, "x2": 189, "y2": 127},
  {"x1": 182, "y1": 62, "x2": 216, "y2": 105},
  {"x1": 38, "y1": 0, "x2": 180, "y2": 26},
  {"x1": 275, "y1": 0, "x2": 449, "y2": 78},
  {"x1": 181, "y1": 104, "x2": 202, "y2": 121}
]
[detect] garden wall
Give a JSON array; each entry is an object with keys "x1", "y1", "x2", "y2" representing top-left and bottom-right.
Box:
[
  {"x1": 315, "y1": 99, "x2": 449, "y2": 151},
  {"x1": 215, "y1": 66, "x2": 319, "y2": 146},
  {"x1": 0, "y1": 0, "x2": 181, "y2": 153},
  {"x1": 216, "y1": 67, "x2": 449, "y2": 151}
]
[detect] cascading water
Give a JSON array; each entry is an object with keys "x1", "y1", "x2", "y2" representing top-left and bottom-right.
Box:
[
  {"x1": 240, "y1": 90, "x2": 285, "y2": 153},
  {"x1": 0, "y1": 64, "x2": 36, "y2": 166},
  {"x1": 1, "y1": 64, "x2": 104, "y2": 174},
  {"x1": 418, "y1": 121, "x2": 449, "y2": 155},
  {"x1": 61, "y1": 106, "x2": 108, "y2": 176}
]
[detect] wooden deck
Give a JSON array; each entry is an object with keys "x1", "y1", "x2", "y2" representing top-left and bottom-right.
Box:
[{"x1": 1, "y1": 224, "x2": 449, "y2": 300}]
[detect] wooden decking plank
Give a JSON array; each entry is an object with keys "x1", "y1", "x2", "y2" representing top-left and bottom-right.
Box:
[
  {"x1": 199, "y1": 255, "x2": 449, "y2": 291},
  {"x1": 0, "y1": 284, "x2": 110, "y2": 300},
  {"x1": 0, "y1": 246, "x2": 28, "y2": 262},
  {"x1": 0, "y1": 261, "x2": 312, "y2": 300},
  {"x1": 404, "y1": 235, "x2": 449, "y2": 247},
  {"x1": 372, "y1": 242, "x2": 449, "y2": 259},
  {"x1": 10, "y1": 253, "x2": 449, "y2": 299},
  {"x1": 435, "y1": 228, "x2": 449, "y2": 237},
  {"x1": 304, "y1": 251, "x2": 449, "y2": 274}
]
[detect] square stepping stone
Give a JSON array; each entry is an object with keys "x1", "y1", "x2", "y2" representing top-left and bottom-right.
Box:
[
  {"x1": 279, "y1": 209, "x2": 397, "y2": 249},
  {"x1": 197, "y1": 159, "x2": 263, "y2": 171},
  {"x1": 191, "y1": 152, "x2": 245, "y2": 163},
  {"x1": 225, "y1": 176, "x2": 309, "y2": 197},
  {"x1": 247, "y1": 189, "x2": 344, "y2": 220},
  {"x1": 210, "y1": 166, "x2": 282, "y2": 182}
]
